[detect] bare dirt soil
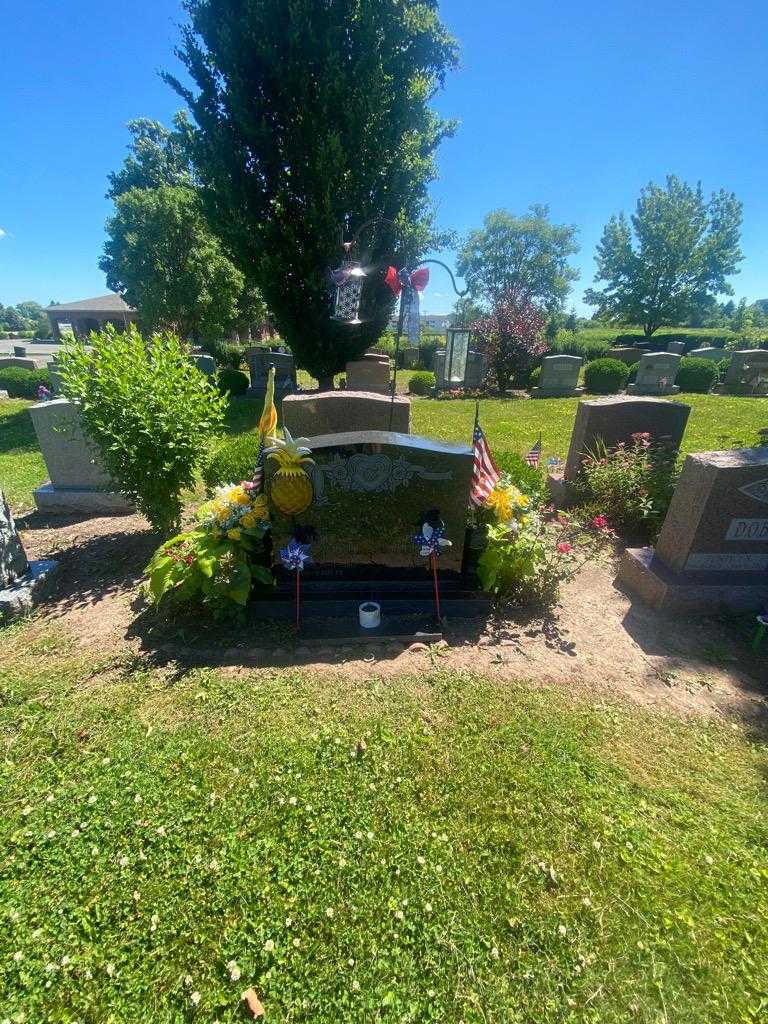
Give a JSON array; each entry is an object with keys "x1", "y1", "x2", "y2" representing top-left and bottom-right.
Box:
[{"x1": 16, "y1": 510, "x2": 768, "y2": 729}]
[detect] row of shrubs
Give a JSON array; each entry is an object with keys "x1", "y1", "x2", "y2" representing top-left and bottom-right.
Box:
[
  {"x1": 0, "y1": 366, "x2": 52, "y2": 398},
  {"x1": 582, "y1": 356, "x2": 723, "y2": 394}
]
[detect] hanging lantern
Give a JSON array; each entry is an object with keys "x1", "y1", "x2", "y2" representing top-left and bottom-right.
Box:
[
  {"x1": 330, "y1": 243, "x2": 368, "y2": 325},
  {"x1": 444, "y1": 326, "x2": 472, "y2": 385}
]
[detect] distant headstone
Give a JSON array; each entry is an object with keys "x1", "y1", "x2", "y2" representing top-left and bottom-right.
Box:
[
  {"x1": 688, "y1": 346, "x2": 723, "y2": 362},
  {"x1": 666, "y1": 341, "x2": 686, "y2": 354},
  {"x1": 398, "y1": 348, "x2": 419, "y2": 369},
  {"x1": 283, "y1": 390, "x2": 411, "y2": 437},
  {"x1": 627, "y1": 352, "x2": 681, "y2": 395},
  {"x1": 0, "y1": 356, "x2": 46, "y2": 371},
  {"x1": 193, "y1": 354, "x2": 215, "y2": 376},
  {"x1": 531, "y1": 355, "x2": 583, "y2": 398},
  {"x1": 433, "y1": 350, "x2": 486, "y2": 389},
  {"x1": 28, "y1": 399, "x2": 133, "y2": 514},
  {"x1": 618, "y1": 448, "x2": 768, "y2": 611},
  {"x1": 0, "y1": 489, "x2": 60, "y2": 620},
  {"x1": 246, "y1": 348, "x2": 297, "y2": 402},
  {"x1": 607, "y1": 347, "x2": 642, "y2": 366},
  {"x1": 13, "y1": 345, "x2": 27, "y2": 357},
  {"x1": 268, "y1": 431, "x2": 473, "y2": 574},
  {"x1": 557, "y1": 395, "x2": 691, "y2": 485},
  {"x1": 345, "y1": 353, "x2": 391, "y2": 394},
  {"x1": 715, "y1": 350, "x2": 768, "y2": 396}
]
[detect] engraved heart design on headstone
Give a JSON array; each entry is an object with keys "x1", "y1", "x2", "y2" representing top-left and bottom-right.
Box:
[{"x1": 347, "y1": 454, "x2": 393, "y2": 491}]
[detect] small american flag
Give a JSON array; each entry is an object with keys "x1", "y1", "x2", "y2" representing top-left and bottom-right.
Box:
[
  {"x1": 470, "y1": 406, "x2": 501, "y2": 506},
  {"x1": 525, "y1": 436, "x2": 542, "y2": 468}
]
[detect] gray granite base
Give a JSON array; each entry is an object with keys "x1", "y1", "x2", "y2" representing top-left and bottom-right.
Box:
[
  {"x1": 34, "y1": 484, "x2": 134, "y2": 515},
  {"x1": 530, "y1": 387, "x2": 584, "y2": 399},
  {"x1": 617, "y1": 546, "x2": 768, "y2": 612},
  {"x1": 546, "y1": 472, "x2": 578, "y2": 508},
  {"x1": 713, "y1": 384, "x2": 767, "y2": 397},
  {"x1": 0, "y1": 559, "x2": 60, "y2": 620},
  {"x1": 626, "y1": 384, "x2": 680, "y2": 396}
]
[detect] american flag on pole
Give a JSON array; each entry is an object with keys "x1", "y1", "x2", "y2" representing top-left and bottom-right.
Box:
[
  {"x1": 470, "y1": 404, "x2": 501, "y2": 506},
  {"x1": 525, "y1": 436, "x2": 542, "y2": 468}
]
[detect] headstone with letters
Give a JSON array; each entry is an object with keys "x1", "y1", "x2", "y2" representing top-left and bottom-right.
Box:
[{"x1": 618, "y1": 447, "x2": 768, "y2": 610}]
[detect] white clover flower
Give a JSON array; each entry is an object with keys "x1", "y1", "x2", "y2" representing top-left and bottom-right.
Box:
[
  {"x1": 209, "y1": 859, "x2": 220, "y2": 872},
  {"x1": 338, "y1": 857, "x2": 347, "y2": 868},
  {"x1": 87, "y1": 795, "x2": 97, "y2": 805},
  {"x1": 46, "y1": 793, "x2": 55, "y2": 803},
  {"x1": 417, "y1": 855, "x2": 425, "y2": 866},
  {"x1": 557, "y1": 924, "x2": 567, "y2": 936},
  {"x1": 325, "y1": 907, "x2": 335, "y2": 919},
  {"x1": 354, "y1": 830, "x2": 364, "y2": 840},
  {"x1": 60, "y1": 955, "x2": 71, "y2": 967},
  {"x1": 156, "y1": 825, "x2": 166, "y2": 837},
  {"x1": 71, "y1": 829, "x2": 81, "y2": 839},
  {"x1": 227, "y1": 960, "x2": 241, "y2": 981},
  {"x1": 394, "y1": 910, "x2": 404, "y2": 921},
  {"x1": 491, "y1": 947, "x2": 500, "y2": 959},
  {"x1": 582, "y1": 896, "x2": 592, "y2": 908},
  {"x1": 44, "y1": 962, "x2": 57, "y2": 974},
  {"x1": 183, "y1": 974, "x2": 193, "y2": 987},
  {"x1": 151, "y1": 914, "x2": 160, "y2": 932},
  {"x1": 118, "y1": 855, "x2": 129, "y2": 868},
  {"x1": 348, "y1": 958, "x2": 355, "y2": 967},
  {"x1": 705, "y1": 855, "x2": 714, "y2": 865},
  {"x1": 12, "y1": 951, "x2": 22, "y2": 962},
  {"x1": 47, "y1": 830, "x2": 57, "y2": 840},
  {"x1": 288, "y1": 796, "x2": 298, "y2": 806},
  {"x1": 292, "y1": 938, "x2": 300, "y2": 948},
  {"x1": 352, "y1": 979, "x2": 360, "y2": 992},
  {"x1": 134, "y1": 794, "x2": 142, "y2": 804},
  {"x1": 106, "y1": 963, "x2": 115, "y2": 977},
  {"x1": 21, "y1": 805, "x2": 32, "y2": 817},
  {"x1": 366, "y1": 831, "x2": 374, "y2": 841},
  {"x1": 190, "y1": 991, "x2": 201, "y2": 1006},
  {"x1": 264, "y1": 939, "x2": 275, "y2": 953},
  {"x1": 425, "y1": 903, "x2": 433, "y2": 913}
]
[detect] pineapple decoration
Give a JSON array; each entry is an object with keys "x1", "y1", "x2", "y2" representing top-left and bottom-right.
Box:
[{"x1": 266, "y1": 429, "x2": 315, "y2": 517}]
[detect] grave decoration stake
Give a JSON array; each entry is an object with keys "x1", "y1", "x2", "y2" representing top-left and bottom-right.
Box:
[
  {"x1": 414, "y1": 509, "x2": 452, "y2": 622},
  {"x1": 752, "y1": 610, "x2": 768, "y2": 651},
  {"x1": 328, "y1": 217, "x2": 469, "y2": 430},
  {"x1": 280, "y1": 527, "x2": 315, "y2": 631}
]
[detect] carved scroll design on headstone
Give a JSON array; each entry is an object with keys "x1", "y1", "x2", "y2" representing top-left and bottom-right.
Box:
[
  {"x1": 739, "y1": 478, "x2": 768, "y2": 506},
  {"x1": 310, "y1": 453, "x2": 453, "y2": 506}
]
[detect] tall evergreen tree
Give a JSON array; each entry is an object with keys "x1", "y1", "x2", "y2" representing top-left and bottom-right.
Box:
[{"x1": 166, "y1": 0, "x2": 458, "y2": 386}]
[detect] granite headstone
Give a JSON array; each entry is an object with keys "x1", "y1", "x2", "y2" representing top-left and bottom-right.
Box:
[
  {"x1": 715, "y1": 350, "x2": 768, "y2": 396},
  {"x1": 283, "y1": 390, "x2": 411, "y2": 437},
  {"x1": 618, "y1": 448, "x2": 768, "y2": 611},
  {"x1": 28, "y1": 399, "x2": 133, "y2": 514},
  {"x1": 531, "y1": 355, "x2": 583, "y2": 398},
  {"x1": 247, "y1": 348, "x2": 297, "y2": 402},
  {"x1": 345, "y1": 353, "x2": 391, "y2": 394},
  {"x1": 0, "y1": 489, "x2": 60, "y2": 619},
  {"x1": 267, "y1": 431, "x2": 473, "y2": 575},
  {"x1": 627, "y1": 352, "x2": 681, "y2": 395},
  {"x1": 688, "y1": 346, "x2": 724, "y2": 362}
]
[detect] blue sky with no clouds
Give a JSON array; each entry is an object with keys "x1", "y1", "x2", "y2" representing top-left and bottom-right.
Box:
[{"x1": 1, "y1": 0, "x2": 766, "y2": 314}]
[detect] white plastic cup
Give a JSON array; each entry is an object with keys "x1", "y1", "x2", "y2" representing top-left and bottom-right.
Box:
[{"x1": 359, "y1": 601, "x2": 381, "y2": 629}]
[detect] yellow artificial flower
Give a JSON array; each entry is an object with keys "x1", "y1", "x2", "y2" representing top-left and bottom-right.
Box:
[
  {"x1": 252, "y1": 495, "x2": 270, "y2": 520},
  {"x1": 216, "y1": 506, "x2": 229, "y2": 521},
  {"x1": 516, "y1": 493, "x2": 530, "y2": 509},
  {"x1": 228, "y1": 485, "x2": 251, "y2": 506},
  {"x1": 485, "y1": 486, "x2": 512, "y2": 523},
  {"x1": 227, "y1": 528, "x2": 242, "y2": 541},
  {"x1": 240, "y1": 512, "x2": 257, "y2": 528}
]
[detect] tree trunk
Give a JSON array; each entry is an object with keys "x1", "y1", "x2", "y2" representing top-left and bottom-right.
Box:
[{"x1": 316, "y1": 374, "x2": 334, "y2": 391}]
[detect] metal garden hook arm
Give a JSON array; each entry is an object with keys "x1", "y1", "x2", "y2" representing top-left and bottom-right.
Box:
[{"x1": 388, "y1": 259, "x2": 468, "y2": 430}]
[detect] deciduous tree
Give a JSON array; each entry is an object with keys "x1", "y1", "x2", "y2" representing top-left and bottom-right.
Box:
[
  {"x1": 472, "y1": 289, "x2": 548, "y2": 391},
  {"x1": 584, "y1": 176, "x2": 743, "y2": 337},
  {"x1": 458, "y1": 206, "x2": 579, "y2": 312}
]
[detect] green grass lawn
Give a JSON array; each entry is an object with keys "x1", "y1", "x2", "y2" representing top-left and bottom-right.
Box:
[
  {"x1": 0, "y1": 398, "x2": 47, "y2": 512},
  {"x1": 1, "y1": 624, "x2": 767, "y2": 1022},
  {"x1": 4, "y1": 391, "x2": 766, "y2": 513}
]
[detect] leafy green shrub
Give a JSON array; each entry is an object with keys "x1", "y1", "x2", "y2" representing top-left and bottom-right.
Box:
[
  {"x1": 409, "y1": 370, "x2": 435, "y2": 395},
  {"x1": 676, "y1": 357, "x2": 719, "y2": 393},
  {"x1": 203, "y1": 339, "x2": 246, "y2": 369},
  {"x1": 57, "y1": 325, "x2": 226, "y2": 535},
  {"x1": 202, "y1": 432, "x2": 262, "y2": 492},
  {"x1": 574, "y1": 434, "x2": 678, "y2": 540},
  {"x1": 553, "y1": 336, "x2": 610, "y2": 361},
  {"x1": 216, "y1": 368, "x2": 250, "y2": 396},
  {"x1": 584, "y1": 358, "x2": 630, "y2": 394},
  {"x1": 528, "y1": 366, "x2": 541, "y2": 387},
  {"x1": 0, "y1": 366, "x2": 52, "y2": 398},
  {"x1": 717, "y1": 357, "x2": 731, "y2": 381},
  {"x1": 495, "y1": 452, "x2": 547, "y2": 505}
]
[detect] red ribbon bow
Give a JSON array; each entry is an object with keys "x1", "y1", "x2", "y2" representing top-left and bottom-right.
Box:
[{"x1": 384, "y1": 266, "x2": 430, "y2": 297}]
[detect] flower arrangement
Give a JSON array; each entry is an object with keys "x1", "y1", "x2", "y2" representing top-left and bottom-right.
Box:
[
  {"x1": 477, "y1": 471, "x2": 613, "y2": 606},
  {"x1": 144, "y1": 367, "x2": 285, "y2": 618}
]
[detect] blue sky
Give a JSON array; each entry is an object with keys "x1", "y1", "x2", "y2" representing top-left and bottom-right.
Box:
[{"x1": 1, "y1": 0, "x2": 766, "y2": 315}]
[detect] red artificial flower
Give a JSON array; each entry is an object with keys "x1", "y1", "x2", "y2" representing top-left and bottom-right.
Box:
[
  {"x1": 557, "y1": 542, "x2": 574, "y2": 554},
  {"x1": 591, "y1": 515, "x2": 608, "y2": 530}
]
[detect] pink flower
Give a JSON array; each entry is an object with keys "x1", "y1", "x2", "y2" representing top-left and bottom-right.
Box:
[
  {"x1": 591, "y1": 515, "x2": 608, "y2": 530},
  {"x1": 557, "y1": 542, "x2": 574, "y2": 554}
]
